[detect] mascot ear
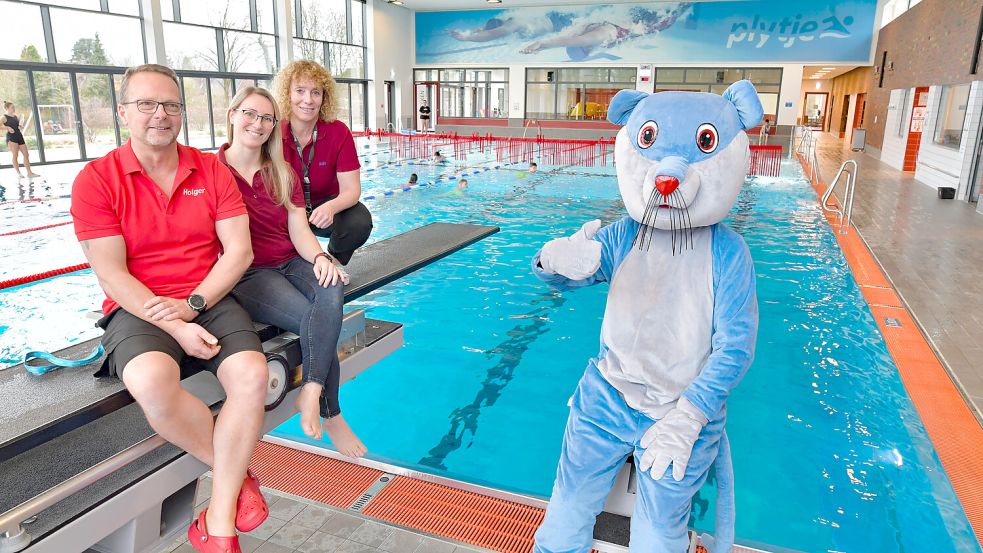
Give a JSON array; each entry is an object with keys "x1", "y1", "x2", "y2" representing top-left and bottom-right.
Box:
[
  {"x1": 608, "y1": 89, "x2": 648, "y2": 126},
  {"x1": 723, "y1": 80, "x2": 764, "y2": 130}
]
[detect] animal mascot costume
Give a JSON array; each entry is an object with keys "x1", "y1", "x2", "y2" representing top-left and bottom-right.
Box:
[{"x1": 531, "y1": 80, "x2": 763, "y2": 552}]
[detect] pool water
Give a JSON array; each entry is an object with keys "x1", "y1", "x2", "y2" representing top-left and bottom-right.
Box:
[{"x1": 0, "y1": 144, "x2": 979, "y2": 552}]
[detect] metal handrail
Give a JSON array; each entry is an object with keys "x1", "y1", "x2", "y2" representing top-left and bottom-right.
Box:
[
  {"x1": 821, "y1": 159, "x2": 859, "y2": 232},
  {"x1": 0, "y1": 433, "x2": 169, "y2": 551}
]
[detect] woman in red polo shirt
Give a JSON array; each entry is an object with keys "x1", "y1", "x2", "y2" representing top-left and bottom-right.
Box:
[
  {"x1": 274, "y1": 60, "x2": 372, "y2": 278},
  {"x1": 221, "y1": 86, "x2": 366, "y2": 458}
]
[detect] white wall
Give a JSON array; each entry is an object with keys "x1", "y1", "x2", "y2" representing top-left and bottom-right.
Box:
[
  {"x1": 914, "y1": 82, "x2": 982, "y2": 197},
  {"x1": 880, "y1": 88, "x2": 913, "y2": 171},
  {"x1": 368, "y1": 0, "x2": 414, "y2": 130}
]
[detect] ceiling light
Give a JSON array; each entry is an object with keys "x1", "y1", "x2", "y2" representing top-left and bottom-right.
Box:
[
  {"x1": 821, "y1": 67, "x2": 835, "y2": 70},
  {"x1": 487, "y1": 0, "x2": 503, "y2": 3}
]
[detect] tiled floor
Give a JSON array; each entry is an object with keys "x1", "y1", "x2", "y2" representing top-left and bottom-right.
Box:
[
  {"x1": 161, "y1": 476, "x2": 492, "y2": 553},
  {"x1": 809, "y1": 133, "x2": 983, "y2": 421}
]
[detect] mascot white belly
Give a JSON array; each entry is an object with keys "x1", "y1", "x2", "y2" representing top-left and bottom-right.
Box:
[{"x1": 532, "y1": 80, "x2": 763, "y2": 553}]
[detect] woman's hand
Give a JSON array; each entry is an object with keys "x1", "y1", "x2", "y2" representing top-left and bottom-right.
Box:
[
  {"x1": 309, "y1": 202, "x2": 336, "y2": 229},
  {"x1": 313, "y1": 253, "x2": 340, "y2": 287}
]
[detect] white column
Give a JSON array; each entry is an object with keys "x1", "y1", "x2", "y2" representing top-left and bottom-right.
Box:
[
  {"x1": 138, "y1": 0, "x2": 167, "y2": 65},
  {"x1": 508, "y1": 64, "x2": 524, "y2": 120},
  {"x1": 276, "y1": 0, "x2": 295, "y2": 64}
]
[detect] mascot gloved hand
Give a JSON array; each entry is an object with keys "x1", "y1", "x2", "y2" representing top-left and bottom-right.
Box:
[
  {"x1": 539, "y1": 219, "x2": 602, "y2": 279},
  {"x1": 639, "y1": 396, "x2": 708, "y2": 481},
  {"x1": 531, "y1": 80, "x2": 762, "y2": 553}
]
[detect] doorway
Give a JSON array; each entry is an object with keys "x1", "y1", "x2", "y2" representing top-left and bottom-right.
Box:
[
  {"x1": 839, "y1": 95, "x2": 850, "y2": 137},
  {"x1": 414, "y1": 82, "x2": 437, "y2": 132},
  {"x1": 803, "y1": 92, "x2": 828, "y2": 130},
  {"x1": 384, "y1": 80, "x2": 395, "y2": 131}
]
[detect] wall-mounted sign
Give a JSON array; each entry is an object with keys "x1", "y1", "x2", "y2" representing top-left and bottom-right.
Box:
[
  {"x1": 910, "y1": 106, "x2": 926, "y2": 133},
  {"x1": 416, "y1": 1, "x2": 878, "y2": 64}
]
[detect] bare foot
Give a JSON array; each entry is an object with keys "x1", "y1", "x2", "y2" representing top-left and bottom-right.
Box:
[
  {"x1": 26, "y1": 172, "x2": 40, "y2": 178},
  {"x1": 294, "y1": 383, "x2": 323, "y2": 440},
  {"x1": 323, "y1": 414, "x2": 367, "y2": 458}
]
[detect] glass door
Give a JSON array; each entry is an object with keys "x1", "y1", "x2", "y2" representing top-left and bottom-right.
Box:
[
  {"x1": 34, "y1": 71, "x2": 81, "y2": 162},
  {"x1": 415, "y1": 82, "x2": 437, "y2": 132}
]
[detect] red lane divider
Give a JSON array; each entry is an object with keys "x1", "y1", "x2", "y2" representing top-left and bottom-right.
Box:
[
  {"x1": 0, "y1": 263, "x2": 90, "y2": 291},
  {"x1": 0, "y1": 221, "x2": 73, "y2": 237}
]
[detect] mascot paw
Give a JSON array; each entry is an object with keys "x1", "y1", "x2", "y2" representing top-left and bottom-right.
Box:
[
  {"x1": 638, "y1": 397, "x2": 708, "y2": 481},
  {"x1": 539, "y1": 219, "x2": 602, "y2": 280}
]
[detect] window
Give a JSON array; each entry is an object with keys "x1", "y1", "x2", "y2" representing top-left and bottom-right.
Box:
[
  {"x1": 654, "y1": 67, "x2": 782, "y2": 115},
  {"x1": 418, "y1": 68, "x2": 508, "y2": 118},
  {"x1": 934, "y1": 83, "x2": 971, "y2": 149},
  {"x1": 0, "y1": 70, "x2": 38, "y2": 156},
  {"x1": 50, "y1": 9, "x2": 144, "y2": 66},
  {"x1": 896, "y1": 89, "x2": 911, "y2": 137},
  {"x1": 0, "y1": 2, "x2": 48, "y2": 62},
  {"x1": 526, "y1": 67, "x2": 635, "y2": 121}
]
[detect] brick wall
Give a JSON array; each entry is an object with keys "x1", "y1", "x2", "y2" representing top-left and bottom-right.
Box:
[{"x1": 867, "y1": 0, "x2": 983, "y2": 150}]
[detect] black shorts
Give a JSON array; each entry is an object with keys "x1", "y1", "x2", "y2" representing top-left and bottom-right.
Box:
[
  {"x1": 95, "y1": 296, "x2": 262, "y2": 379},
  {"x1": 6, "y1": 133, "x2": 24, "y2": 145}
]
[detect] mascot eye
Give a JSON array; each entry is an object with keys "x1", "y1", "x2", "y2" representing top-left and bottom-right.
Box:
[
  {"x1": 637, "y1": 121, "x2": 658, "y2": 149},
  {"x1": 696, "y1": 123, "x2": 718, "y2": 153}
]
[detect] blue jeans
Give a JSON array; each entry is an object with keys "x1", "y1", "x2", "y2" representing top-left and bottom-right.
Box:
[{"x1": 232, "y1": 256, "x2": 345, "y2": 417}]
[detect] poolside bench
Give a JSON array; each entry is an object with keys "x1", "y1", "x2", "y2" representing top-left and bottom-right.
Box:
[{"x1": 0, "y1": 222, "x2": 498, "y2": 553}]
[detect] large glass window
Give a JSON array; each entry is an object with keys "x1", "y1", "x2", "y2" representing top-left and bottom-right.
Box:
[
  {"x1": 329, "y1": 44, "x2": 364, "y2": 79},
  {"x1": 934, "y1": 84, "x2": 971, "y2": 149},
  {"x1": 0, "y1": 70, "x2": 38, "y2": 157},
  {"x1": 50, "y1": 9, "x2": 144, "y2": 66},
  {"x1": 1, "y1": 0, "x2": 369, "y2": 165},
  {"x1": 418, "y1": 68, "x2": 508, "y2": 119},
  {"x1": 300, "y1": 0, "x2": 347, "y2": 43},
  {"x1": 0, "y1": 2, "x2": 48, "y2": 62},
  {"x1": 654, "y1": 67, "x2": 783, "y2": 115},
  {"x1": 526, "y1": 67, "x2": 635, "y2": 121},
  {"x1": 164, "y1": 23, "x2": 220, "y2": 72},
  {"x1": 76, "y1": 73, "x2": 116, "y2": 158},
  {"x1": 181, "y1": 77, "x2": 212, "y2": 148},
  {"x1": 211, "y1": 78, "x2": 234, "y2": 146},
  {"x1": 34, "y1": 71, "x2": 80, "y2": 161},
  {"x1": 224, "y1": 31, "x2": 277, "y2": 74}
]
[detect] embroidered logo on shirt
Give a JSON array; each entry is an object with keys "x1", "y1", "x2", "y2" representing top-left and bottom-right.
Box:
[
  {"x1": 183, "y1": 188, "x2": 206, "y2": 197},
  {"x1": 318, "y1": 161, "x2": 327, "y2": 166}
]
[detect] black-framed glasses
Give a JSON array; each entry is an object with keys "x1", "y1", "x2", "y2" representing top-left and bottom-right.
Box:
[
  {"x1": 122, "y1": 100, "x2": 184, "y2": 116},
  {"x1": 233, "y1": 108, "x2": 277, "y2": 126}
]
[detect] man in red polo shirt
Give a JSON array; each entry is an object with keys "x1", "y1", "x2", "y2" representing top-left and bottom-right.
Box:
[{"x1": 71, "y1": 64, "x2": 267, "y2": 553}]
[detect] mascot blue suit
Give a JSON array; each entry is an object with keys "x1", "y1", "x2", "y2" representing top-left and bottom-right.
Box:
[{"x1": 532, "y1": 81, "x2": 763, "y2": 553}]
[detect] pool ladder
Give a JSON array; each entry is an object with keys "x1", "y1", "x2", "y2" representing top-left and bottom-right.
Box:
[{"x1": 821, "y1": 159, "x2": 859, "y2": 233}]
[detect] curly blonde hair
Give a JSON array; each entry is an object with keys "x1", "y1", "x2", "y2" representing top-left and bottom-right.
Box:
[{"x1": 273, "y1": 60, "x2": 340, "y2": 123}]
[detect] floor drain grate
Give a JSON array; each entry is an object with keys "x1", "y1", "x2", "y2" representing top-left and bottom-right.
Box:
[
  {"x1": 349, "y1": 473, "x2": 395, "y2": 512},
  {"x1": 884, "y1": 317, "x2": 902, "y2": 328}
]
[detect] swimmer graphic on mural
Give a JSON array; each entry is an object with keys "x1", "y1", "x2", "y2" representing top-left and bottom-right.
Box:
[{"x1": 446, "y1": 4, "x2": 692, "y2": 61}]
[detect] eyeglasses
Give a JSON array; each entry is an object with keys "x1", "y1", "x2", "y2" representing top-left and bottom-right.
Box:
[
  {"x1": 233, "y1": 108, "x2": 277, "y2": 126},
  {"x1": 122, "y1": 100, "x2": 184, "y2": 116}
]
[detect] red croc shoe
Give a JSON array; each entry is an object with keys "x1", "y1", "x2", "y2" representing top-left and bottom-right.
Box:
[
  {"x1": 188, "y1": 509, "x2": 241, "y2": 553},
  {"x1": 235, "y1": 469, "x2": 268, "y2": 532}
]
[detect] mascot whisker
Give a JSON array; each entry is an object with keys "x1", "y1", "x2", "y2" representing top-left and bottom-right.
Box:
[{"x1": 532, "y1": 80, "x2": 763, "y2": 553}]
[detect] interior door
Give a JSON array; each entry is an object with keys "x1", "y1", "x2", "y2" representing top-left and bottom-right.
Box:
[{"x1": 414, "y1": 81, "x2": 437, "y2": 132}]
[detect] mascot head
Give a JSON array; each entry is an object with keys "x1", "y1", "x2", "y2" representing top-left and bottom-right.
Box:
[{"x1": 608, "y1": 80, "x2": 763, "y2": 251}]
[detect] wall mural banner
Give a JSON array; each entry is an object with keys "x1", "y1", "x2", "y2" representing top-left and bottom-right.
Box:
[{"x1": 415, "y1": 1, "x2": 877, "y2": 64}]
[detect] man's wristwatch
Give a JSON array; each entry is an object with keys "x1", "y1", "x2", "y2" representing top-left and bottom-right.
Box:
[{"x1": 187, "y1": 294, "x2": 207, "y2": 314}]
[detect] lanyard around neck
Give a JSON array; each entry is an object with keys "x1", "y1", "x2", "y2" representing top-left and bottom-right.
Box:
[{"x1": 290, "y1": 125, "x2": 318, "y2": 212}]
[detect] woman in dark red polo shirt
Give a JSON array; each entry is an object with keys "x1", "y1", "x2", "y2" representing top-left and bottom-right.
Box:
[
  {"x1": 221, "y1": 86, "x2": 366, "y2": 459},
  {"x1": 274, "y1": 60, "x2": 372, "y2": 278}
]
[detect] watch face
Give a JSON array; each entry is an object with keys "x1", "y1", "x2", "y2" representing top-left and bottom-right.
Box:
[{"x1": 189, "y1": 294, "x2": 206, "y2": 311}]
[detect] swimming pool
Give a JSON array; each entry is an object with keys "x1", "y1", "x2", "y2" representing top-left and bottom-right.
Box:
[{"x1": 0, "y1": 145, "x2": 979, "y2": 552}]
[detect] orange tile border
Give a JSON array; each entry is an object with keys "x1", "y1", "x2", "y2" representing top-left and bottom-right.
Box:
[{"x1": 799, "y1": 154, "x2": 983, "y2": 546}]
